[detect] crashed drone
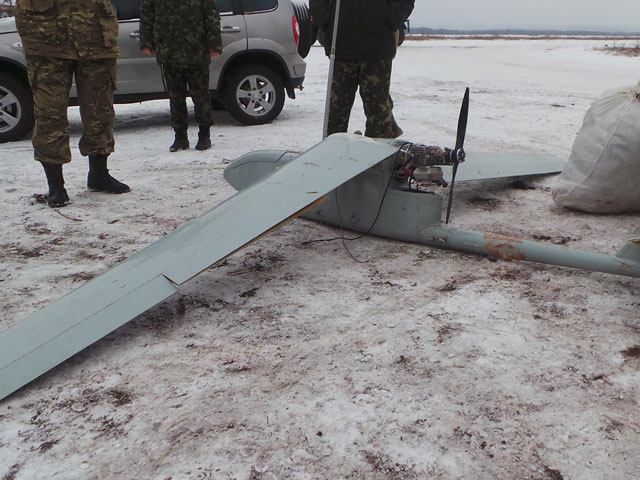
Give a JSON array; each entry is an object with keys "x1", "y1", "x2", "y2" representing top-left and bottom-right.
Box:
[
  {"x1": 1, "y1": 89, "x2": 639, "y2": 401},
  {"x1": 226, "y1": 88, "x2": 640, "y2": 276}
]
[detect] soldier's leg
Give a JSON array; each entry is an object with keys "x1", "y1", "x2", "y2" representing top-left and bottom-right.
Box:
[
  {"x1": 75, "y1": 58, "x2": 116, "y2": 157},
  {"x1": 26, "y1": 55, "x2": 74, "y2": 207},
  {"x1": 359, "y1": 58, "x2": 403, "y2": 139},
  {"x1": 187, "y1": 66, "x2": 213, "y2": 150},
  {"x1": 26, "y1": 55, "x2": 74, "y2": 165},
  {"x1": 76, "y1": 58, "x2": 129, "y2": 194},
  {"x1": 188, "y1": 66, "x2": 213, "y2": 127},
  {"x1": 163, "y1": 63, "x2": 189, "y2": 128},
  {"x1": 162, "y1": 63, "x2": 190, "y2": 151},
  {"x1": 327, "y1": 59, "x2": 359, "y2": 135}
]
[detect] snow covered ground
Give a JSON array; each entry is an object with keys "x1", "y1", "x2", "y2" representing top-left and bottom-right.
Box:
[{"x1": 1, "y1": 39, "x2": 639, "y2": 480}]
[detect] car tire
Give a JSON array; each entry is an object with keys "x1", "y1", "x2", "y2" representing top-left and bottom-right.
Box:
[
  {"x1": 223, "y1": 64, "x2": 285, "y2": 125},
  {"x1": 292, "y1": 2, "x2": 313, "y2": 59},
  {"x1": 210, "y1": 94, "x2": 226, "y2": 111},
  {"x1": 398, "y1": 28, "x2": 406, "y2": 46},
  {"x1": 0, "y1": 73, "x2": 34, "y2": 143}
]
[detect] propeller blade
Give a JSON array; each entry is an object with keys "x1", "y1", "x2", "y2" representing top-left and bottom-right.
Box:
[
  {"x1": 447, "y1": 87, "x2": 470, "y2": 224},
  {"x1": 455, "y1": 87, "x2": 470, "y2": 150},
  {"x1": 445, "y1": 160, "x2": 458, "y2": 224}
]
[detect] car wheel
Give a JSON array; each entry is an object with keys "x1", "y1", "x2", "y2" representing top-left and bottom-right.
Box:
[
  {"x1": 398, "y1": 28, "x2": 406, "y2": 46},
  {"x1": 0, "y1": 73, "x2": 34, "y2": 143},
  {"x1": 292, "y1": 2, "x2": 314, "y2": 58},
  {"x1": 223, "y1": 64, "x2": 285, "y2": 125}
]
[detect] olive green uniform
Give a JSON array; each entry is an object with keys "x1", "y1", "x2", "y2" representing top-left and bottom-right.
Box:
[
  {"x1": 161, "y1": 64, "x2": 213, "y2": 132},
  {"x1": 15, "y1": 0, "x2": 119, "y2": 165},
  {"x1": 140, "y1": 0, "x2": 222, "y2": 132},
  {"x1": 328, "y1": 58, "x2": 401, "y2": 138},
  {"x1": 310, "y1": 0, "x2": 414, "y2": 138}
]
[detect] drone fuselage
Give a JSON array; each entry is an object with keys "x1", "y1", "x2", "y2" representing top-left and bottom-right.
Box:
[{"x1": 224, "y1": 142, "x2": 640, "y2": 279}]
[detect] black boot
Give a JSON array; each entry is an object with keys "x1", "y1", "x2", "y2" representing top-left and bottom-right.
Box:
[
  {"x1": 169, "y1": 130, "x2": 189, "y2": 152},
  {"x1": 87, "y1": 155, "x2": 131, "y2": 194},
  {"x1": 195, "y1": 125, "x2": 211, "y2": 151},
  {"x1": 41, "y1": 162, "x2": 69, "y2": 208}
]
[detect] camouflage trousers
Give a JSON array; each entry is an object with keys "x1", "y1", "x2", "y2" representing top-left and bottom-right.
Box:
[
  {"x1": 327, "y1": 58, "x2": 403, "y2": 139},
  {"x1": 162, "y1": 63, "x2": 213, "y2": 132},
  {"x1": 26, "y1": 55, "x2": 116, "y2": 165}
]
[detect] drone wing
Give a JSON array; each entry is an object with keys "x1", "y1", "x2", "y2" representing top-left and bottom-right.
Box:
[
  {"x1": 442, "y1": 151, "x2": 564, "y2": 183},
  {"x1": 616, "y1": 228, "x2": 640, "y2": 263},
  {"x1": 0, "y1": 134, "x2": 399, "y2": 401}
]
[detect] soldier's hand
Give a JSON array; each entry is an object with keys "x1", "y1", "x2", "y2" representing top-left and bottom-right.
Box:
[
  {"x1": 142, "y1": 48, "x2": 155, "y2": 56},
  {"x1": 210, "y1": 50, "x2": 221, "y2": 59}
]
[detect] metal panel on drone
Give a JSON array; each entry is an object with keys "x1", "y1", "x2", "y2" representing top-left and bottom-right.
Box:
[
  {"x1": 443, "y1": 151, "x2": 564, "y2": 182},
  {"x1": 0, "y1": 133, "x2": 400, "y2": 401}
]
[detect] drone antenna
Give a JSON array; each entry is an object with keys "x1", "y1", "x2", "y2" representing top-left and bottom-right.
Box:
[
  {"x1": 445, "y1": 87, "x2": 470, "y2": 224},
  {"x1": 322, "y1": 0, "x2": 343, "y2": 139}
]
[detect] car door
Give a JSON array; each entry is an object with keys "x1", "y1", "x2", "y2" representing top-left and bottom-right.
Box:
[
  {"x1": 112, "y1": 0, "x2": 164, "y2": 96},
  {"x1": 242, "y1": 0, "x2": 297, "y2": 58},
  {"x1": 114, "y1": 0, "x2": 246, "y2": 96},
  {"x1": 209, "y1": 0, "x2": 247, "y2": 91}
]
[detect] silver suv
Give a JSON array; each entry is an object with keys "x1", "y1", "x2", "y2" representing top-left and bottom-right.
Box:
[
  {"x1": 0, "y1": 1, "x2": 14, "y2": 18},
  {"x1": 0, "y1": 0, "x2": 312, "y2": 142}
]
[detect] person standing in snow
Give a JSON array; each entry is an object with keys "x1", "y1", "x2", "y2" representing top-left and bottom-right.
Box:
[
  {"x1": 310, "y1": 0, "x2": 414, "y2": 138},
  {"x1": 140, "y1": 0, "x2": 222, "y2": 152},
  {"x1": 15, "y1": 0, "x2": 130, "y2": 208}
]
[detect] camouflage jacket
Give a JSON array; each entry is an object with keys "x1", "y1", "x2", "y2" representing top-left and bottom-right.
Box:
[
  {"x1": 15, "y1": 0, "x2": 118, "y2": 59},
  {"x1": 140, "y1": 0, "x2": 222, "y2": 66},
  {"x1": 310, "y1": 0, "x2": 414, "y2": 60}
]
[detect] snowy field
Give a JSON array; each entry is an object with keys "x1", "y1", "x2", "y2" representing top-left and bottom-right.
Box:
[{"x1": 1, "y1": 39, "x2": 639, "y2": 479}]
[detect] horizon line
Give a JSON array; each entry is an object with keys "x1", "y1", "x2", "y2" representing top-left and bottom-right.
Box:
[{"x1": 411, "y1": 24, "x2": 640, "y2": 33}]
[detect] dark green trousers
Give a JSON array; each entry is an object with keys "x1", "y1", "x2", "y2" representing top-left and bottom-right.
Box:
[
  {"x1": 328, "y1": 58, "x2": 403, "y2": 139},
  {"x1": 162, "y1": 63, "x2": 213, "y2": 131}
]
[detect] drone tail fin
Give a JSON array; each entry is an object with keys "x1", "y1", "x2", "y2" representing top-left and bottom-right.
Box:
[{"x1": 616, "y1": 228, "x2": 640, "y2": 263}]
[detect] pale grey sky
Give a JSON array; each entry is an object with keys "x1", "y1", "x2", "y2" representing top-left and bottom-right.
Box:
[{"x1": 411, "y1": 0, "x2": 640, "y2": 31}]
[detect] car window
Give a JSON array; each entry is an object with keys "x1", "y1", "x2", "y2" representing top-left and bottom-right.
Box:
[
  {"x1": 112, "y1": 0, "x2": 140, "y2": 20},
  {"x1": 110, "y1": 0, "x2": 231, "y2": 19},
  {"x1": 216, "y1": 0, "x2": 234, "y2": 14},
  {"x1": 242, "y1": 0, "x2": 277, "y2": 14}
]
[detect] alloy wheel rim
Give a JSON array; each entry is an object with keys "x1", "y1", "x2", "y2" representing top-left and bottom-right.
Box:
[
  {"x1": 0, "y1": 85, "x2": 22, "y2": 134},
  {"x1": 235, "y1": 74, "x2": 276, "y2": 118}
]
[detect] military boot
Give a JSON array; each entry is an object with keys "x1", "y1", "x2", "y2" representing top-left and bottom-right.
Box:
[
  {"x1": 87, "y1": 155, "x2": 131, "y2": 194},
  {"x1": 169, "y1": 130, "x2": 189, "y2": 152},
  {"x1": 195, "y1": 126, "x2": 211, "y2": 151},
  {"x1": 41, "y1": 162, "x2": 70, "y2": 208}
]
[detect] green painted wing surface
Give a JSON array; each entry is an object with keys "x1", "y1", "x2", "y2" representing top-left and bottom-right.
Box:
[
  {"x1": 616, "y1": 227, "x2": 640, "y2": 262},
  {"x1": 442, "y1": 151, "x2": 565, "y2": 182},
  {"x1": 0, "y1": 134, "x2": 399, "y2": 401}
]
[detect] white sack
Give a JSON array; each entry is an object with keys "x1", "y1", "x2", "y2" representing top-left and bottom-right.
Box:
[{"x1": 552, "y1": 80, "x2": 640, "y2": 213}]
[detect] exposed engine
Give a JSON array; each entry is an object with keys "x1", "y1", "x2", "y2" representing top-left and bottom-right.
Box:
[{"x1": 395, "y1": 142, "x2": 466, "y2": 187}]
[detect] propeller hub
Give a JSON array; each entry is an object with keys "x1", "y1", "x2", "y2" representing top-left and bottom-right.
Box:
[{"x1": 444, "y1": 147, "x2": 466, "y2": 165}]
